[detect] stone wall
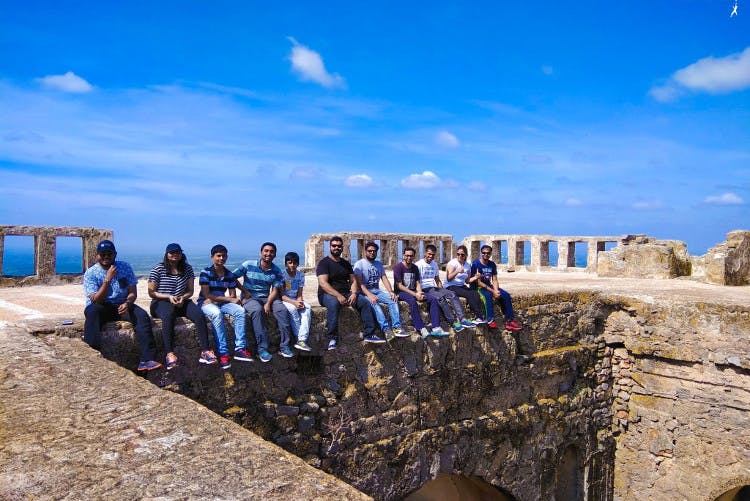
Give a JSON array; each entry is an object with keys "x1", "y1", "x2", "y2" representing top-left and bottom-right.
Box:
[
  {"x1": 45, "y1": 293, "x2": 626, "y2": 500},
  {"x1": 0, "y1": 225, "x2": 112, "y2": 286},
  {"x1": 694, "y1": 230, "x2": 750, "y2": 286},
  {"x1": 596, "y1": 235, "x2": 692, "y2": 279},
  {"x1": 601, "y1": 298, "x2": 750, "y2": 500}
]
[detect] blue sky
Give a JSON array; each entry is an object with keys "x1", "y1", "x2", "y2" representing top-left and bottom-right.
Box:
[{"x1": 1, "y1": 1, "x2": 748, "y2": 260}]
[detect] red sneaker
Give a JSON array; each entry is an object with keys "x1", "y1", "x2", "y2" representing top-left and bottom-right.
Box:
[
  {"x1": 505, "y1": 320, "x2": 522, "y2": 331},
  {"x1": 487, "y1": 320, "x2": 499, "y2": 329},
  {"x1": 219, "y1": 354, "x2": 231, "y2": 370}
]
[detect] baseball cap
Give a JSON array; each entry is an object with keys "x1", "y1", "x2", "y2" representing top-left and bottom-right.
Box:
[
  {"x1": 97, "y1": 240, "x2": 116, "y2": 254},
  {"x1": 165, "y1": 243, "x2": 183, "y2": 253}
]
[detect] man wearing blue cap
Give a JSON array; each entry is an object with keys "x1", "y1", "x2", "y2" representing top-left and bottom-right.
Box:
[{"x1": 83, "y1": 239, "x2": 162, "y2": 371}]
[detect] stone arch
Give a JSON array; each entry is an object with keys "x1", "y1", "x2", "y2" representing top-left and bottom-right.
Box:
[
  {"x1": 555, "y1": 444, "x2": 583, "y2": 501},
  {"x1": 712, "y1": 476, "x2": 750, "y2": 501},
  {"x1": 404, "y1": 473, "x2": 516, "y2": 501}
]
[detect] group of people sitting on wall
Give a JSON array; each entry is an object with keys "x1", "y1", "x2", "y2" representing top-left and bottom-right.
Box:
[{"x1": 82, "y1": 236, "x2": 522, "y2": 372}]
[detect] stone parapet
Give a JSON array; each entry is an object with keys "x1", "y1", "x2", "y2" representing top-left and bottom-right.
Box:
[
  {"x1": 0, "y1": 225, "x2": 112, "y2": 286},
  {"x1": 304, "y1": 232, "x2": 455, "y2": 269},
  {"x1": 461, "y1": 234, "x2": 621, "y2": 272}
]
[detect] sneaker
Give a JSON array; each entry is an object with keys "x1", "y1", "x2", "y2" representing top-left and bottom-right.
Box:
[
  {"x1": 383, "y1": 329, "x2": 394, "y2": 341},
  {"x1": 219, "y1": 354, "x2": 231, "y2": 370},
  {"x1": 165, "y1": 353, "x2": 178, "y2": 370},
  {"x1": 199, "y1": 350, "x2": 218, "y2": 365},
  {"x1": 234, "y1": 348, "x2": 255, "y2": 362},
  {"x1": 487, "y1": 320, "x2": 499, "y2": 329},
  {"x1": 363, "y1": 334, "x2": 387, "y2": 344},
  {"x1": 505, "y1": 320, "x2": 522, "y2": 331},
  {"x1": 461, "y1": 319, "x2": 476, "y2": 329},
  {"x1": 258, "y1": 350, "x2": 272, "y2": 363},
  {"x1": 279, "y1": 346, "x2": 294, "y2": 358},
  {"x1": 394, "y1": 328, "x2": 410, "y2": 338},
  {"x1": 294, "y1": 340, "x2": 312, "y2": 352},
  {"x1": 137, "y1": 360, "x2": 163, "y2": 371},
  {"x1": 430, "y1": 327, "x2": 450, "y2": 338},
  {"x1": 452, "y1": 321, "x2": 465, "y2": 332},
  {"x1": 420, "y1": 327, "x2": 431, "y2": 338},
  {"x1": 327, "y1": 339, "x2": 338, "y2": 351},
  {"x1": 472, "y1": 318, "x2": 487, "y2": 325}
]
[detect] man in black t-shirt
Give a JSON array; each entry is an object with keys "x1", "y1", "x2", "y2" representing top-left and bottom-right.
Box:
[{"x1": 316, "y1": 236, "x2": 383, "y2": 350}]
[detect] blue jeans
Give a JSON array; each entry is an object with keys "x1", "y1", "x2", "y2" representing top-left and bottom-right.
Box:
[
  {"x1": 318, "y1": 291, "x2": 376, "y2": 341},
  {"x1": 366, "y1": 289, "x2": 402, "y2": 331},
  {"x1": 423, "y1": 287, "x2": 466, "y2": 323},
  {"x1": 200, "y1": 301, "x2": 246, "y2": 355},
  {"x1": 243, "y1": 297, "x2": 293, "y2": 352},
  {"x1": 282, "y1": 300, "x2": 312, "y2": 342}
]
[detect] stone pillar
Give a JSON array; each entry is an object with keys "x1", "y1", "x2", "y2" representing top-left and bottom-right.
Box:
[
  {"x1": 341, "y1": 235, "x2": 353, "y2": 262},
  {"x1": 558, "y1": 241, "x2": 576, "y2": 269},
  {"x1": 381, "y1": 239, "x2": 397, "y2": 267},
  {"x1": 35, "y1": 229, "x2": 57, "y2": 280},
  {"x1": 304, "y1": 235, "x2": 324, "y2": 268},
  {"x1": 539, "y1": 240, "x2": 550, "y2": 267},
  {"x1": 530, "y1": 237, "x2": 542, "y2": 271},
  {"x1": 469, "y1": 239, "x2": 481, "y2": 261},
  {"x1": 587, "y1": 240, "x2": 605, "y2": 271},
  {"x1": 0, "y1": 233, "x2": 4, "y2": 276},
  {"x1": 491, "y1": 240, "x2": 502, "y2": 264}
]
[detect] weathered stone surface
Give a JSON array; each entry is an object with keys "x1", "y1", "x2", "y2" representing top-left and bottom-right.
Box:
[
  {"x1": 2, "y1": 270, "x2": 750, "y2": 500},
  {"x1": 699, "y1": 230, "x2": 750, "y2": 286},
  {"x1": 597, "y1": 236, "x2": 692, "y2": 279},
  {"x1": 0, "y1": 326, "x2": 370, "y2": 500}
]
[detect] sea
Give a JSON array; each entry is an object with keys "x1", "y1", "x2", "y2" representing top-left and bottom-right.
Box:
[{"x1": 1, "y1": 244, "x2": 595, "y2": 277}]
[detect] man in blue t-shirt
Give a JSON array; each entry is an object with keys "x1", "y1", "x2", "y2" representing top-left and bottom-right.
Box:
[
  {"x1": 353, "y1": 241, "x2": 405, "y2": 341},
  {"x1": 470, "y1": 244, "x2": 521, "y2": 331},
  {"x1": 198, "y1": 244, "x2": 249, "y2": 370},
  {"x1": 83, "y1": 239, "x2": 162, "y2": 371},
  {"x1": 233, "y1": 242, "x2": 293, "y2": 362},
  {"x1": 316, "y1": 236, "x2": 383, "y2": 350}
]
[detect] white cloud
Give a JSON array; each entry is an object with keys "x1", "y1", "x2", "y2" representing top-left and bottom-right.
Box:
[
  {"x1": 401, "y1": 170, "x2": 444, "y2": 189},
  {"x1": 288, "y1": 37, "x2": 345, "y2": 89},
  {"x1": 650, "y1": 47, "x2": 750, "y2": 101},
  {"x1": 344, "y1": 174, "x2": 374, "y2": 188},
  {"x1": 435, "y1": 130, "x2": 459, "y2": 148},
  {"x1": 290, "y1": 166, "x2": 322, "y2": 179},
  {"x1": 35, "y1": 71, "x2": 93, "y2": 93},
  {"x1": 704, "y1": 192, "x2": 744, "y2": 205},
  {"x1": 564, "y1": 198, "x2": 583, "y2": 207}
]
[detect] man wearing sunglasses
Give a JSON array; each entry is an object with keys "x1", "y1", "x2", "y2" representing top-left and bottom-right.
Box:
[
  {"x1": 471, "y1": 245, "x2": 522, "y2": 331},
  {"x1": 316, "y1": 236, "x2": 384, "y2": 350},
  {"x1": 83, "y1": 239, "x2": 162, "y2": 371}
]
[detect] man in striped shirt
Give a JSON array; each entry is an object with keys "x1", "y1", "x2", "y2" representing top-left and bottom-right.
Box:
[{"x1": 233, "y1": 242, "x2": 293, "y2": 362}]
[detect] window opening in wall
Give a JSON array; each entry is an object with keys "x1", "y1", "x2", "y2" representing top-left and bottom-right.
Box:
[
  {"x1": 2, "y1": 235, "x2": 35, "y2": 277},
  {"x1": 574, "y1": 242, "x2": 589, "y2": 268},
  {"x1": 604, "y1": 241, "x2": 617, "y2": 251},
  {"x1": 498, "y1": 240, "x2": 508, "y2": 265},
  {"x1": 543, "y1": 240, "x2": 559, "y2": 267},
  {"x1": 522, "y1": 240, "x2": 531, "y2": 265},
  {"x1": 56, "y1": 236, "x2": 83, "y2": 274}
]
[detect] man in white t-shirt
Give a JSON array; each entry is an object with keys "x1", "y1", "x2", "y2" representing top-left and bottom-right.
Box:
[{"x1": 415, "y1": 244, "x2": 476, "y2": 333}]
